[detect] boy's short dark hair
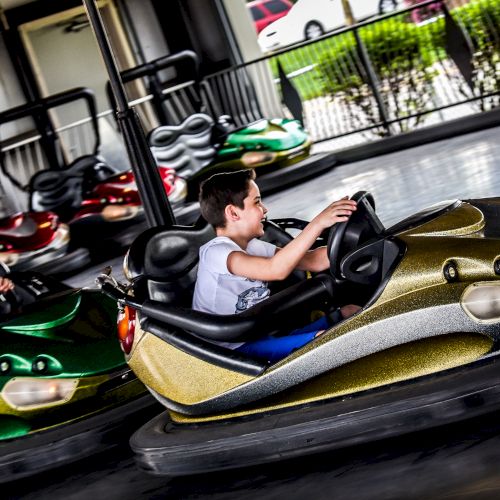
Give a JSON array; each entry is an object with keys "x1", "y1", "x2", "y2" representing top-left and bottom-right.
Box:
[{"x1": 199, "y1": 169, "x2": 256, "y2": 228}]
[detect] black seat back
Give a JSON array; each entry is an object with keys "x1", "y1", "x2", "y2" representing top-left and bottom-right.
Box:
[
  {"x1": 29, "y1": 155, "x2": 118, "y2": 217},
  {"x1": 125, "y1": 218, "x2": 215, "y2": 304},
  {"x1": 148, "y1": 113, "x2": 217, "y2": 178}
]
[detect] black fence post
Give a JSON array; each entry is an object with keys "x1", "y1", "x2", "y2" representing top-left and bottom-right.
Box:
[
  {"x1": 277, "y1": 59, "x2": 304, "y2": 125},
  {"x1": 147, "y1": 75, "x2": 171, "y2": 125},
  {"x1": 353, "y1": 27, "x2": 392, "y2": 136}
]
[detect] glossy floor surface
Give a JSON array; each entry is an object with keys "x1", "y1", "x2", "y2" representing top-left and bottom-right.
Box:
[{"x1": 20, "y1": 123, "x2": 500, "y2": 499}]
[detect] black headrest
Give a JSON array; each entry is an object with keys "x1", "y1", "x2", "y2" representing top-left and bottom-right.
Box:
[
  {"x1": 125, "y1": 218, "x2": 215, "y2": 281},
  {"x1": 29, "y1": 155, "x2": 117, "y2": 214}
]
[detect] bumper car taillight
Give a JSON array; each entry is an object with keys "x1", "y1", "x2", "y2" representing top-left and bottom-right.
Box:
[{"x1": 117, "y1": 306, "x2": 136, "y2": 354}]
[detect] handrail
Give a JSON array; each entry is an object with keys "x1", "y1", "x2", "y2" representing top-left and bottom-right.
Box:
[
  {"x1": 0, "y1": 87, "x2": 101, "y2": 156},
  {"x1": 106, "y1": 50, "x2": 202, "y2": 124}
]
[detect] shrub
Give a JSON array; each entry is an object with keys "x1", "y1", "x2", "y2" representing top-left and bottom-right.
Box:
[{"x1": 452, "y1": 0, "x2": 500, "y2": 111}]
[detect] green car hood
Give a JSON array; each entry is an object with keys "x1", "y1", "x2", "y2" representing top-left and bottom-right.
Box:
[
  {"x1": 222, "y1": 119, "x2": 308, "y2": 153},
  {"x1": 0, "y1": 290, "x2": 123, "y2": 388},
  {"x1": 2, "y1": 292, "x2": 82, "y2": 335}
]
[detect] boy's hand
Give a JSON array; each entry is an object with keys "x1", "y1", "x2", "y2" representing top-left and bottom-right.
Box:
[
  {"x1": 312, "y1": 196, "x2": 357, "y2": 231},
  {"x1": 0, "y1": 277, "x2": 14, "y2": 294}
]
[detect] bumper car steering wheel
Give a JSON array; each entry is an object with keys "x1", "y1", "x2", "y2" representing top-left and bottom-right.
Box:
[{"x1": 327, "y1": 191, "x2": 385, "y2": 285}]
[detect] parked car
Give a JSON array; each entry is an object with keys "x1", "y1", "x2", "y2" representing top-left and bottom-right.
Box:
[
  {"x1": 258, "y1": 0, "x2": 400, "y2": 51},
  {"x1": 247, "y1": 0, "x2": 293, "y2": 33},
  {"x1": 404, "y1": 0, "x2": 442, "y2": 24}
]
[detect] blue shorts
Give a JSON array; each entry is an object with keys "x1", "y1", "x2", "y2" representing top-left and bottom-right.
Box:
[{"x1": 235, "y1": 316, "x2": 330, "y2": 363}]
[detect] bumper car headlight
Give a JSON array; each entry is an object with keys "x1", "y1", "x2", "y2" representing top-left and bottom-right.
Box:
[
  {"x1": 241, "y1": 151, "x2": 277, "y2": 167},
  {"x1": 101, "y1": 204, "x2": 140, "y2": 222},
  {"x1": 461, "y1": 282, "x2": 500, "y2": 323},
  {"x1": 2, "y1": 377, "x2": 77, "y2": 410}
]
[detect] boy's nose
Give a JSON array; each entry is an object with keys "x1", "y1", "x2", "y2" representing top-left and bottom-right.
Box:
[{"x1": 262, "y1": 204, "x2": 268, "y2": 214}]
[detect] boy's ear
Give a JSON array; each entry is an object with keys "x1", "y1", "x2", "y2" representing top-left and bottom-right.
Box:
[{"x1": 225, "y1": 204, "x2": 240, "y2": 222}]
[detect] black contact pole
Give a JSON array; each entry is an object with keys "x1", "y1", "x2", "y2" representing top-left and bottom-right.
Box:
[
  {"x1": 82, "y1": 0, "x2": 175, "y2": 227},
  {"x1": 353, "y1": 28, "x2": 392, "y2": 137}
]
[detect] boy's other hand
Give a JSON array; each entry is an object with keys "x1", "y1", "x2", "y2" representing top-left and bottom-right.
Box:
[
  {"x1": 312, "y1": 196, "x2": 357, "y2": 231},
  {"x1": 0, "y1": 277, "x2": 14, "y2": 294}
]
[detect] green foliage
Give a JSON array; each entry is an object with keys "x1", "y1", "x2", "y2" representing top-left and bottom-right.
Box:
[{"x1": 453, "y1": 0, "x2": 500, "y2": 111}]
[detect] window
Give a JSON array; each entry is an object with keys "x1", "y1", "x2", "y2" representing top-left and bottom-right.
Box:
[
  {"x1": 250, "y1": 6, "x2": 265, "y2": 20},
  {"x1": 265, "y1": 0, "x2": 290, "y2": 14}
]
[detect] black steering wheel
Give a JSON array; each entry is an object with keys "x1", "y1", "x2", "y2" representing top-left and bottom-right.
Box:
[{"x1": 327, "y1": 191, "x2": 385, "y2": 284}]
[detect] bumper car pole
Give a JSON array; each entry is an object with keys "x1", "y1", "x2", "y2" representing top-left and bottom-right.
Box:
[{"x1": 82, "y1": 0, "x2": 175, "y2": 228}]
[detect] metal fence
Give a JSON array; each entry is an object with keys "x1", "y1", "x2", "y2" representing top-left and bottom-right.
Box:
[{"x1": 0, "y1": 113, "x2": 127, "y2": 214}]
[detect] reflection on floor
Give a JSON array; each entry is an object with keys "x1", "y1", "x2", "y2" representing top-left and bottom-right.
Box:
[{"x1": 271, "y1": 125, "x2": 500, "y2": 227}]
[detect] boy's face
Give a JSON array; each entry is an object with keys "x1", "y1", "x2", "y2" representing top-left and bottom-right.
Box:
[{"x1": 237, "y1": 180, "x2": 268, "y2": 239}]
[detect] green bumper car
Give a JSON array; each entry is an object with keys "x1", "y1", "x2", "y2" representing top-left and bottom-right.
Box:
[
  {"x1": 0, "y1": 270, "x2": 156, "y2": 482},
  {"x1": 99, "y1": 192, "x2": 500, "y2": 478},
  {"x1": 148, "y1": 113, "x2": 335, "y2": 200}
]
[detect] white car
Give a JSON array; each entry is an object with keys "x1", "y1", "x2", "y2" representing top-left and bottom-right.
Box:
[{"x1": 258, "y1": 0, "x2": 400, "y2": 52}]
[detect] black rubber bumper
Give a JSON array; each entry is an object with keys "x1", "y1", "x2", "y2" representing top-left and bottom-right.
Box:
[
  {"x1": 130, "y1": 353, "x2": 500, "y2": 477},
  {"x1": 257, "y1": 151, "x2": 336, "y2": 194},
  {"x1": 0, "y1": 393, "x2": 158, "y2": 483}
]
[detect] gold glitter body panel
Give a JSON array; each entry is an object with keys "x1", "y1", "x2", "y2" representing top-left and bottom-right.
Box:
[
  {"x1": 171, "y1": 332, "x2": 492, "y2": 423},
  {"x1": 376, "y1": 202, "x2": 492, "y2": 306},
  {"x1": 128, "y1": 325, "x2": 252, "y2": 405}
]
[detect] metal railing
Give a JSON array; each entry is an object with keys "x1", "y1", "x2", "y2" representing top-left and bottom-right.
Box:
[
  {"x1": 0, "y1": 82, "x2": 197, "y2": 215},
  {"x1": 0, "y1": 113, "x2": 124, "y2": 215}
]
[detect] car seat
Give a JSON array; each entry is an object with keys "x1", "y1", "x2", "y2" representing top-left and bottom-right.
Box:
[
  {"x1": 124, "y1": 218, "x2": 339, "y2": 345},
  {"x1": 29, "y1": 155, "x2": 118, "y2": 218}
]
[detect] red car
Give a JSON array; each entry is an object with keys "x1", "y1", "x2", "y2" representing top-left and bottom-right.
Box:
[{"x1": 248, "y1": 0, "x2": 292, "y2": 33}]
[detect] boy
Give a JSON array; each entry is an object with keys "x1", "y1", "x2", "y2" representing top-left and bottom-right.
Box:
[{"x1": 193, "y1": 169, "x2": 358, "y2": 362}]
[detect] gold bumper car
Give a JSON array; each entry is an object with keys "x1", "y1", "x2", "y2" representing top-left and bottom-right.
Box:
[{"x1": 99, "y1": 191, "x2": 500, "y2": 477}]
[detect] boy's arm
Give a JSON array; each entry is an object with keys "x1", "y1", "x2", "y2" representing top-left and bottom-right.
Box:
[
  {"x1": 227, "y1": 198, "x2": 356, "y2": 281},
  {"x1": 295, "y1": 246, "x2": 329, "y2": 272},
  {"x1": 274, "y1": 246, "x2": 329, "y2": 272}
]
